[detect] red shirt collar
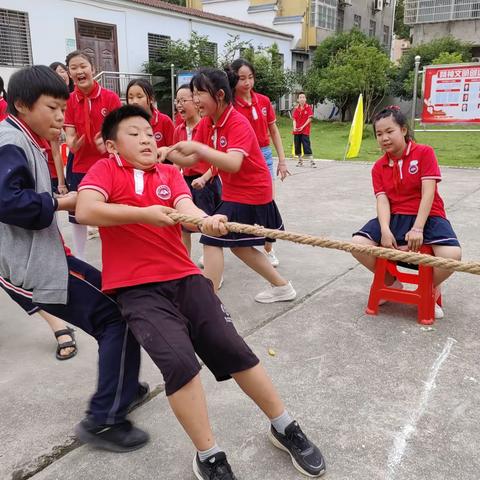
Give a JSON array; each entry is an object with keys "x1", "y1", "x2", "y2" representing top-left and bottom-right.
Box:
[
  {"x1": 150, "y1": 108, "x2": 159, "y2": 127},
  {"x1": 381, "y1": 141, "x2": 416, "y2": 166},
  {"x1": 7, "y1": 114, "x2": 50, "y2": 152},
  {"x1": 74, "y1": 81, "x2": 102, "y2": 102},
  {"x1": 209, "y1": 105, "x2": 235, "y2": 130},
  {"x1": 234, "y1": 92, "x2": 258, "y2": 108},
  {"x1": 112, "y1": 153, "x2": 156, "y2": 171}
]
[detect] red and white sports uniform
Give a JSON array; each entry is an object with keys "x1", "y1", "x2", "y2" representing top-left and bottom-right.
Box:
[
  {"x1": 194, "y1": 106, "x2": 272, "y2": 205},
  {"x1": 79, "y1": 156, "x2": 199, "y2": 291},
  {"x1": 292, "y1": 104, "x2": 313, "y2": 135},
  {"x1": 151, "y1": 108, "x2": 175, "y2": 148}
]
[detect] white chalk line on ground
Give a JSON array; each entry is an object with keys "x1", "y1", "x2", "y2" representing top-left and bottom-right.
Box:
[{"x1": 386, "y1": 337, "x2": 457, "y2": 480}]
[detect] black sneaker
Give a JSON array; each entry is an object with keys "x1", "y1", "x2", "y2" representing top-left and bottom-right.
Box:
[
  {"x1": 192, "y1": 451, "x2": 237, "y2": 480},
  {"x1": 269, "y1": 421, "x2": 326, "y2": 477},
  {"x1": 128, "y1": 381, "x2": 150, "y2": 412},
  {"x1": 75, "y1": 415, "x2": 149, "y2": 452}
]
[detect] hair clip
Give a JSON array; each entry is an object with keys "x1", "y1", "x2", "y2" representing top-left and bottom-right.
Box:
[{"x1": 386, "y1": 105, "x2": 401, "y2": 112}]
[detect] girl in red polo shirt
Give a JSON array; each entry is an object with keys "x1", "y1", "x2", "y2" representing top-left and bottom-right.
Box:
[
  {"x1": 126, "y1": 78, "x2": 175, "y2": 149},
  {"x1": 64, "y1": 50, "x2": 121, "y2": 260},
  {"x1": 227, "y1": 58, "x2": 290, "y2": 268},
  {"x1": 173, "y1": 84, "x2": 221, "y2": 259},
  {"x1": 351, "y1": 106, "x2": 461, "y2": 319},
  {"x1": 292, "y1": 92, "x2": 315, "y2": 168},
  {"x1": 166, "y1": 68, "x2": 296, "y2": 303}
]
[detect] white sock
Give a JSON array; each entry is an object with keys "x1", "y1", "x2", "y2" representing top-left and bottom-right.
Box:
[
  {"x1": 271, "y1": 410, "x2": 293, "y2": 435},
  {"x1": 198, "y1": 443, "x2": 222, "y2": 462},
  {"x1": 72, "y1": 223, "x2": 87, "y2": 260}
]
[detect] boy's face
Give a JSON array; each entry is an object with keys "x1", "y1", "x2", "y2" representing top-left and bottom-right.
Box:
[
  {"x1": 298, "y1": 94, "x2": 307, "y2": 106},
  {"x1": 68, "y1": 55, "x2": 94, "y2": 92},
  {"x1": 16, "y1": 95, "x2": 66, "y2": 141},
  {"x1": 105, "y1": 116, "x2": 158, "y2": 170}
]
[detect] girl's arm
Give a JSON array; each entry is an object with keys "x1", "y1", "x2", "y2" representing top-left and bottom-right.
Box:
[
  {"x1": 405, "y1": 179, "x2": 436, "y2": 252},
  {"x1": 191, "y1": 168, "x2": 213, "y2": 190},
  {"x1": 376, "y1": 194, "x2": 396, "y2": 248},
  {"x1": 268, "y1": 123, "x2": 290, "y2": 181},
  {"x1": 167, "y1": 141, "x2": 243, "y2": 173},
  {"x1": 65, "y1": 127, "x2": 85, "y2": 153},
  {"x1": 175, "y1": 197, "x2": 228, "y2": 236},
  {"x1": 298, "y1": 117, "x2": 312, "y2": 131},
  {"x1": 50, "y1": 139, "x2": 67, "y2": 194}
]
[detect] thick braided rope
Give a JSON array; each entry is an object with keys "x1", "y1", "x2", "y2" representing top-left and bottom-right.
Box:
[{"x1": 168, "y1": 213, "x2": 480, "y2": 275}]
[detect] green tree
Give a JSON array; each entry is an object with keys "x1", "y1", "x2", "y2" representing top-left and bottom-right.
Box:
[
  {"x1": 393, "y1": 36, "x2": 473, "y2": 99},
  {"x1": 144, "y1": 31, "x2": 217, "y2": 112},
  {"x1": 432, "y1": 51, "x2": 464, "y2": 65},
  {"x1": 394, "y1": 0, "x2": 411, "y2": 40}
]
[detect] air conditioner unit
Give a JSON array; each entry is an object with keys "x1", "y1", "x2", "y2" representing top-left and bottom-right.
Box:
[
  {"x1": 340, "y1": 0, "x2": 352, "y2": 6},
  {"x1": 374, "y1": 0, "x2": 383, "y2": 12}
]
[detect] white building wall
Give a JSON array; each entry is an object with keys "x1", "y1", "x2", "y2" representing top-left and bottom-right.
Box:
[{"x1": 0, "y1": 0, "x2": 292, "y2": 85}]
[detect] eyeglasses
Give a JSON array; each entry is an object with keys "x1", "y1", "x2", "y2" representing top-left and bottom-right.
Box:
[{"x1": 175, "y1": 98, "x2": 193, "y2": 106}]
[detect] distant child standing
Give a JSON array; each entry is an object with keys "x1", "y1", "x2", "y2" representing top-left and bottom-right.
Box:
[
  {"x1": 173, "y1": 84, "x2": 221, "y2": 259},
  {"x1": 126, "y1": 78, "x2": 175, "y2": 149},
  {"x1": 64, "y1": 50, "x2": 121, "y2": 260},
  {"x1": 292, "y1": 92, "x2": 315, "y2": 168},
  {"x1": 167, "y1": 68, "x2": 296, "y2": 303},
  {"x1": 351, "y1": 106, "x2": 462, "y2": 319},
  {"x1": 0, "y1": 76, "x2": 7, "y2": 121},
  {"x1": 227, "y1": 58, "x2": 290, "y2": 267}
]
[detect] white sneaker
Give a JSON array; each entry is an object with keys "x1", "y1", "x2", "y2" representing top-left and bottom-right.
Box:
[
  {"x1": 197, "y1": 255, "x2": 204, "y2": 269},
  {"x1": 255, "y1": 282, "x2": 296, "y2": 303},
  {"x1": 264, "y1": 248, "x2": 280, "y2": 267},
  {"x1": 434, "y1": 303, "x2": 444, "y2": 319},
  {"x1": 379, "y1": 279, "x2": 403, "y2": 306}
]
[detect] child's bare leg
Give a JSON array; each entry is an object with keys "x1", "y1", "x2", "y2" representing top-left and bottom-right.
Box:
[
  {"x1": 351, "y1": 235, "x2": 396, "y2": 285},
  {"x1": 232, "y1": 364, "x2": 285, "y2": 419},
  {"x1": 231, "y1": 246, "x2": 287, "y2": 286},
  {"x1": 167, "y1": 374, "x2": 215, "y2": 451},
  {"x1": 203, "y1": 245, "x2": 224, "y2": 292},
  {"x1": 38, "y1": 310, "x2": 75, "y2": 356},
  {"x1": 264, "y1": 241, "x2": 273, "y2": 253},
  {"x1": 182, "y1": 231, "x2": 192, "y2": 257},
  {"x1": 432, "y1": 245, "x2": 462, "y2": 287}
]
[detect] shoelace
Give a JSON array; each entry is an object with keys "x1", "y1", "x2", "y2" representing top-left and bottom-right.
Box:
[
  {"x1": 286, "y1": 426, "x2": 311, "y2": 452},
  {"x1": 209, "y1": 458, "x2": 234, "y2": 480}
]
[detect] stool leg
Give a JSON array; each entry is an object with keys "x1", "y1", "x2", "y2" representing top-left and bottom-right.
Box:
[
  {"x1": 366, "y1": 258, "x2": 387, "y2": 315},
  {"x1": 417, "y1": 265, "x2": 435, "y2": 325}
]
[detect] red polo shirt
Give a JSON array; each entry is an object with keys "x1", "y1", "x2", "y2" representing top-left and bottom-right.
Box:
[
  {"x1": 0, "y1": 97, "x2": 7, "y2": 121},
  {"x1": 372, "y1": 142, "x2": 446, "y2": 218},
  {"x1": 292, "y1": 104, "x2": 313, "y2": 135},
  {"x1": 78, "y1": 155, "x2": 200, "y2": 291},
  {"x1": 194, "y1": 106, "x2": 272, "y2": 205},
  {"x1": 233, "y1": 92, "x2": 276, "y2": 148},
  {"x1": 64, "y1": 85, "x2": 121, "y2": 173},
  {"x1": 173, "y1": 122, "x2": 213, "y2": 176},
  {"x1": 151, "y1": 108, "x2": 175, "y2": 148}
]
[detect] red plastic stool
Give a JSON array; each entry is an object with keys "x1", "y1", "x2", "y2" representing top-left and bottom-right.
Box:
[{"x1": 365, "y1": 245, "x2": 442, "y2": 325}]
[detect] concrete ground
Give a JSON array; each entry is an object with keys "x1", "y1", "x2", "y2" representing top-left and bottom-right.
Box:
[{"x1": 1, "y1": 160, "x2": 479, "y2": 480}]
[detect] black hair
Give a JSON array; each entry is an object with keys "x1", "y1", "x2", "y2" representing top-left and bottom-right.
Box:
[
  {"x1": 297, "y1": 91, "x2": 306, "y2": 97},
  {"x1": 176, "y1": 83, "x2": 191, "y2": 95},
  {"x1": 190, "y1": 68, "x2": 232, "y2": 105},
  {"x1": 49, "y1": 61, "x2": 74, "y2": 92},
  {"x1": 6, "y1": 65, "x2": 70, "y2": 116},
  {"x1": 373, "y1": 106, "x2": 414, "y2": 142},
  {"x1": 101, "y1": 104, "x2": 151, "y2": 142},
  {"x1": 126, "y1": 78, "x2": 155, "y2": 110},
  {"x1": 65, "y1": 50, "x2": 94, "y2": 68},
  {"x1": 226, "y1": 58, "x2": 255, "y2": 90},
  {"x1": 0, "y1": 75, "x2": 6, "y2": 99}
]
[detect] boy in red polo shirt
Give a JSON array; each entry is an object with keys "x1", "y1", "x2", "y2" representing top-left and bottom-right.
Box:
[
  {"x1": 292, "y1": 92, "x2": 315, "y2": 168},
  {"x1": 76, "y1": 105, "x2": 326, "y2": 480},
  {"x1": 64, "y1": 50, "x2": 121, "y2": 260}
]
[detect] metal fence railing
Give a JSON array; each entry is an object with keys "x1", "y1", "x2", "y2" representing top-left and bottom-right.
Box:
[
  {"x1": 94, "y1": 71, "x2": 153, "y2": 102},
  {"x1": 405, "y1": 0, "x2": 480, "y2": 25}
]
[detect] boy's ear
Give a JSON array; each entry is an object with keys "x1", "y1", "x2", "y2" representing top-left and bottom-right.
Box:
[
  {"x1": 14, "y1": 100, "x2": 30, "y2": 116},
  {"x1": 105, "y1": 139, "x2": 117, "y2": 154}
]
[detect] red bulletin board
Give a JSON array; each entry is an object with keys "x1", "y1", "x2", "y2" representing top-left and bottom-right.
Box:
[{"x1": 422, "y1": 63, "x2": 480, "y2": 124}]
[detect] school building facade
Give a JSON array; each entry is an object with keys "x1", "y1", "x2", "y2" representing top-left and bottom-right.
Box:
[{"x1": 0, "y1": 0, "x2": 293, "y2": 87}]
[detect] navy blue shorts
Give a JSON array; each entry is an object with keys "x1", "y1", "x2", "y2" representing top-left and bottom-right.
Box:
[
  {"x1": 353, "y1": 214, "x2": 460, "y2": 247},
  {"x1": 184, "y1": 174, "x2": 222, "y2": 216},
  {"x1": 200, "y1": 200, "x2": 284, "y2": 248},
  {"x1": 66, "y1": 152, "x2": 84, "y2": 224}
]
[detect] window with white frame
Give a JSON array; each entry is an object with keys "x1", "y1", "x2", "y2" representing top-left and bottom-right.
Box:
[
  {"x1": 404, "y1": 0, "x2": 480, "y2": 24},
  {"x1": 0, "y1": 8, "x2": 32, "y2": 67},
  {"x1": 148, "y1": 33, "x2": 170, "y2": 62},
  {"x1": 311, "y1": 0, "x2": 338, "y2": 31}
]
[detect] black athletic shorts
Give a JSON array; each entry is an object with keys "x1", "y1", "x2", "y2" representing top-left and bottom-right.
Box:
[{"x1": 116, "y1": 274, "x2": 259, "y2": 395}]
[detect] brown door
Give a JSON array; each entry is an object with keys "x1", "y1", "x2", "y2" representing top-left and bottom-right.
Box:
[{"x1": 75, "y1": 19, "x2": 119, "y2": 75}]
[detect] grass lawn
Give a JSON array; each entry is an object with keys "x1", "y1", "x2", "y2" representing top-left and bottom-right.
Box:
[{"x1": 276, "y1": 116, "x2": 480, "y2": 168}]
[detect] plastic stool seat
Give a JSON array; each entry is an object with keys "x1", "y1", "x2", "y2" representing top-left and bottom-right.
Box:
[{"x1": 365, "y1": 245, "x2": 441, "y2": 325}]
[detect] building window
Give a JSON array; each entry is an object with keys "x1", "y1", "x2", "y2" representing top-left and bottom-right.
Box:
[
  {"x1": 296, "y1": 60, "x2": 304, "y2": 74},
  {"x1": 311, "y1": 0, "x2": 337, "y2": 31},
  {"x1": 200, "y1": 41, "x2": 218, "y2": 62},
  {"x1": 148, "y1": 33, "x2": 170, "y2": 62},
  {"x1": 404, "y1": 0, "x2": 480, "y2": 24},
  {"x1": 353, "y1": 14, "x2": 362, "y2": 29},
  {"x1": 0, "y1": 8, "x2": 33, "y2": 67},
  {"x1": 369, "y1": 20, "x2": 377, "y2": 37},
  {"x1": 336, "y1": 8, "x2": 345, "y2": 32},
  {"x1": 383, "y1": 25, "x2": 390, "y2": 47}
]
